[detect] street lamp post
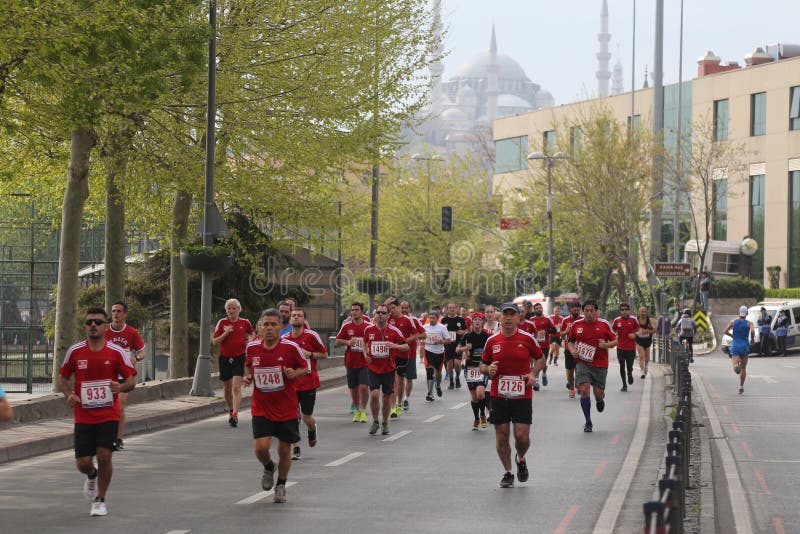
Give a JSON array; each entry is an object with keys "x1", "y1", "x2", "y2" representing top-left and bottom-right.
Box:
[
  {"x1": 411, "y1": 153, "x2": 444, "y2": 230},
  {"x1": 527, "y1": 151, "x2": 568, "y2": 315}
]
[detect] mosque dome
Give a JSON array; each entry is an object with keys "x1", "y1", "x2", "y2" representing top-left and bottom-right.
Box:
[
  {"x1": 455, "y1": 84, "x2": 478, "y2": 107},
  {"x1": 533, "y1": 90, "x2": 555, "y2": 109},
  {"x1": 441, "y1": 107, "x2": 469, "y2": 122},
  {"x1": 454, "y1": 53, "x2": 530, "y2": 82},
  {"x1": 497, "y1": 94, "x2": 533, "y2": 110}
]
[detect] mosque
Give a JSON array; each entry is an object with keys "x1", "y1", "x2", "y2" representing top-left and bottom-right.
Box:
[{"x1": 417, "y1": 0, "x2": 622, "y2": 156}]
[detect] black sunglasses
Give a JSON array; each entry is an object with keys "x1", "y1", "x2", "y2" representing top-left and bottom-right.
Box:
[
  {"x1": 85, "y1": 319, "x2": 106, "y2": 326},
  {"x1": 375, "y1": 311, "x2": 389, "y2": 314}
]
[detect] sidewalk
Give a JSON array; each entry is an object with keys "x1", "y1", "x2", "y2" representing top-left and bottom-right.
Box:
[{"x1": 0, "y1": 365, "x2": 346, "y2": 465}]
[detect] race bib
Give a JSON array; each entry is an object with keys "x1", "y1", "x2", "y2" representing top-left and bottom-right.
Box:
[
  {"x1": 448, "y1": 331, "x2": 457, "y2": 341},
  {"x1": 371, "y1": 341, "x2": 391, "y2": 358},
  {"x1": 80, "y1": 379, "x2": 113, "y2": 408},
  {"x1": 497, "y1": 375, "x2": 525, "y2": 398},
  {"x1": 304, "y1": 354, "x2": 312, "y2": 374},
  {"x1": 254, "y1": 366, "x2": 285, "y2": 392},
  {"x1": 575, "y1": 341, "x2": 596, "y2": 362},
  {"x1": 350, "y1": 337, "x2": 364, "y2": 352},
  {"x1": 428, "y1": 335, "x2": 440, "y2": 344},
  {"x1": 536, "y1": 330, "x2": 547, "y2": 342},
  {"x1": 466, "y1": 367, "x2": 484, "y2": 382}
]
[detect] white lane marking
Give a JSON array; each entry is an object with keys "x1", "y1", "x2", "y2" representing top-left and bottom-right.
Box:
[
  {"x1": 424, "y1": 414, "x2": 445, "y2": 423},
  {"x1": 593, "y1": 365, "x2": 653, "y2": 534},
  {"x1": 694, "y1": 373, "x2": 754, "y2": 533},
  {"x1": 235, "y1": 481, "x2": 297, "y2": 504},
  {"x1": 450, "y1": 402, "x2": 468, "y2": 410},
  {"x1": 782, "y1": 365, "x2": 797, "y2": 368},
  {"x1": 325, "y1": 452, "x2": 365, "y2": 467},
  {"x1": 165, "y1": 531, "x2": 191, "y2": 534},
  {"x1": 382, "y1": 430, "x2": 412, "y2": 442},
  {"x1": 747, "y1": 374, "x2": 778, "y2": 383}
]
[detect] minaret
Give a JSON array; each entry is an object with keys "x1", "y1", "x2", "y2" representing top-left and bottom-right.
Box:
[
  {"x1": 487, "y1": 24, "x2": 499, "y2": 124},
  {"x1": 596, "y1": 0, "x2": 611, "y2": 97},
  {"x1": 612, "y1": 51, "x2": 624, "y2": 95},
  {"x1": 429, "y1": 0, "x2": 445, "y2": 120}
]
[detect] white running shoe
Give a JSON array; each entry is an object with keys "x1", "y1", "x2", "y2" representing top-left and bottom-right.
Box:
[
  {"x1": 84, "y1": 476, "x2": 97, "y2": 501},
  {"x1": 274, "y1": 484, "x2": 287, "y2": 503},
  {"x1": 90, "y1": 500, "x2": 107, "y2": 516}
]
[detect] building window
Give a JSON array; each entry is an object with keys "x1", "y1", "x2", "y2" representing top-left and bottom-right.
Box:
[
  {"x1": 790, "y1": 86, "x2": 800, "y2": 131},
  {"x1": 543, "y1": 130, "x2": 555, "y2": 154},
  {"x1": 750, "y1": 92, "x2": 766, "y2": 136},
  {"x1": 749, "y1": 174, "x2": 765, "y2": 281},
  {"x1": 713, "y1": 99, "x2": 729, "y2": 141},
  {"x1": 627, "y1": 114, "x2": 641, "y2": 133},
  {"x1": 570, "y1": 127, "x2": 583, "y2": 155},
  {"x1": 712, "y1": 171, "x2": 728, "y2": 240},
  {"x1": 711, "y1": 252, "x2": 739, "y2": 275},
  {"x1": 790, "y1": 171, "x2": 800, "y2": 286},
  {"x1": 494, "y1": 136, "x2": 529, "y2": 174}
]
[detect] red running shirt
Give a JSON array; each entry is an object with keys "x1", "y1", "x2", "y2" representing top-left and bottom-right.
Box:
[
  {"x1": 568, "y1": 318, "x2": 617, "y2": 368},
  {"x1": 529, "y1": 315, "x2": 557, "y2": 346},
  {"x1": 549, "y1": 314, "x2": 564, "y2": 343},
  {"x1": 364, "y1": 324, "x2": 405, "y2": 374},
  {"x1": 282, "y1": 328, "x2": 327, "y2": 391},
  {"x1": 336, "y1": 320, "x2": 369, "y2": 369},
  {"x1": 105, "y1": 324, "x2": 144, "y2": 359},
  {"x1": 612, "y1": 316, "x2": 639, "y2": 351},
  {"x1": 214, "y1": 317, "x2": 254, "y2": 357},
  {"x1": 60, "y1": 341, "x2": 137, "y2": 424},
  {"x1": 482, "y1": 331, "x2": 543, "y2": 400},
  {"x1": 245, "y1": 338, "x2": 307, "y2": 422}
]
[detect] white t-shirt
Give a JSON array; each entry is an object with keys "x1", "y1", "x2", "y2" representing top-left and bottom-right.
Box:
[{"x1": 424, "y1": 323, "x2": 451, "y2": 354}]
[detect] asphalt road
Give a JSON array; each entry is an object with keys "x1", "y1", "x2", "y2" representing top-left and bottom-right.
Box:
[
  {"x1": 0, "y1": 361, "x2": 656, "y2": 534},
  {"x1": 691, "y1": 347, "x2": 800, "y2": 534}
]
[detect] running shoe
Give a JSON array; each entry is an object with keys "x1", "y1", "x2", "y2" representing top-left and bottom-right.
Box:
[
  {"x1": 84, "y1": 474, "x2": 98, "y2": 501},
  {"x1": 369, "y1": 421, "x2": 379, "y2": 435},
  {"x1": 90, "y1": 499, "x2": 107, "y2": 517},
  {"x1": 734, "y1": 362, "x2": 741, "y2": 375},
  {"x1": 472, "y1": 419, "x2": 479, "y2": 431},
  {"x1": 448, "y1": 381, "x2": 455, "y2": 390},
  {"x1": 533, "y1": 381, "x2": 540, "y2": 392},
  {"x1": 569, "y1": 389, "x2": 576, "y2": 399},
  {"x1": 381, "y1": 423, "x2": 390, "y2": 435},
  {"x1": 479, "y1": 416, "x2": 488, "y2": 428},
  {"x1": 620, "y1": 385, "x2": 628, "y2": 392},
  {"x1": 628, "y1": 375, "x2": 634, "y2": 385},
  {"x1": 403, "y1": 399, "x2": 409, "y2": 411},
  {"x1": 349, "y1": 402, "x2": 355, "y2": 414},
  {"x1": 565, "y1": 382, "x2": 570, "y2": 390},
  {"x1": 261, "y1": 463, "x2": 275, "y2": 491},
  {"x1": 353, "y1": 411, "x2": 360, "y2": 423},
  {"x1": 359, "y1": 410, "x2": 368, "y2": 423},
  {"x1": 112, "y1": 439, "x2": 124, "y2": 451},
  {"x1": 584, "y1": 421, "x2": 593, "y2": 433},
  {"x1": 308, "y1": 424, "x2": 318, "y2": 447},
  {"x1": 274, "y1": 484, "x2": 287, "y2": 503},
  {"x1": 390, "y1": 406, "x2": 398, "y2": 419},
  {"x1": 436, "y1": 385, "x2": 443, "y2": 397},
  {"x1": 426, "y1": 394, "x2": 434, "y2": 402},
  {"x1": 553, "y1": 359, "x2": 558, "y2": 366},
  {"x1": 229, "y1": 412, "x2": 238, "y2": 428},
  {"x1": 738, "y1": 387, "x2": 744, "y2": 395},
  {"x1": 455, "y1": 377, "x2": 461, "y2": 388},
  {"x1": 515, "y1": 455, "x2": 529, "y2": 483},
  {"x1": 500, "y1": 472, "x2": 514, "y2": 488},
  {"x1": 292, "y1": 446, "x2": 301, "y2": 460},
  {"x1": 542, "y1": 374, "x2": 548, "y2": 387},
  {"x1": 395, "y1": 404, "x2": 402, "y2": 417},
  {"x1": 596, "y1": 399, "x2": 605, "y2": 413},
  {"x1": 640, "y1": 373, "x2": 646, "y2": 379}
]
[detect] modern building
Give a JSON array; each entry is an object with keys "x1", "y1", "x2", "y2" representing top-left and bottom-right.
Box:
[{"x1": 493, "y1": 45, "x2": 800, "y2": 288}]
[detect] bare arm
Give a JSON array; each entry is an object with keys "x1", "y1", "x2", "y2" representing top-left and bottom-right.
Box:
[
  {"x1": 0, "y1": 397, "x2": 12, "y2": 422},
  {"x1": 58, "y1": 375, "x2": 80, "y2": 408}
]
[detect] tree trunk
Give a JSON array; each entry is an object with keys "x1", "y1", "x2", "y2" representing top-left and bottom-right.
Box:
[
  {"x1": 52, "y1": 128, "x2": 96, "y2": 390},
  {"x1": 169, "y1": 189, "x2": 192, "y2": 378},
  {"x1": 103, "y1": 128, "x2": 130, "y2": 311}
]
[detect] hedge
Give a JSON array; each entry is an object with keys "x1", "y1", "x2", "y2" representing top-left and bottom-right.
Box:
[
  {"x1": 765, "y1": 288, "x2": 800, "y2": 299},
  {"x1": 710, "y1": 277, "x2": 764, "y2": 300}
]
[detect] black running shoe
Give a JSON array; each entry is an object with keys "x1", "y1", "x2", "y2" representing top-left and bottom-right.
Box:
[
  {"x1": 620, "y1": 385, "x2": 628, "y2": 392},
  {"x1": 448, "y1": 381, "x2": 455, "y2": 390},
  {"x1": 628, "y1": 375, "x2": 634, "y2": 385},
  {"x1": 596, "y1": 399, "x2": 605, "y2": 413},
  {"x1": 436, "y1": 385, "x2": 443, "y2": 397},
  {"x1": 426, "y1": 394, "x2": 434, "y2": 402},
  {"x1": 292, "y1": 446, "x2": 301, "y2": 460},
  {"x1": 515, "y1": 455, "x2": 529, "y2": 483},
  {"x1": 455, "y1": 378, "x2": 461, "y2": 388},
  {"x1": 308, "y1": 424, "x2": 317, "y2": 447},
  {"x1": 228, "y1": 414, "x2": 238, "y2": 428},
  {"x1": 500, "y1": 472, "x2": 514, "y2": 488},
  {"x1": 112, "y1": 439, "x2": 124, "y2": 451},
  {"x1": 584, "y1": 421, "x2": 593, "y2": 433}
]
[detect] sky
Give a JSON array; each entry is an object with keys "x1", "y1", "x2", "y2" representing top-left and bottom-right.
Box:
[{"x1": 439, "y1": 0, "x2": 800, "y2": 105}]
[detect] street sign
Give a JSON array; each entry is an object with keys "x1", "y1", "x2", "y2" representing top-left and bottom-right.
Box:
[
  {"x1": 499, "y1": 217, "x2": 530, "y2": 230},
  {"x1": 693, "y1": 310, "x2": 708, "y2": 332},
  {"x1": 654, "y1": 262, "x2": 691, "y2": 277}
]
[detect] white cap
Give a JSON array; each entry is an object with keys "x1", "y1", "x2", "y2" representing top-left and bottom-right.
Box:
[{"x1": 739, "y1": 306, "x2": 748, "y2": 317}]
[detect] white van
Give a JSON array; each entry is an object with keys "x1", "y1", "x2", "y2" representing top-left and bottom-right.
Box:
[{"x1": 721, "y1": 300, "x2": 800, "y2": 355}]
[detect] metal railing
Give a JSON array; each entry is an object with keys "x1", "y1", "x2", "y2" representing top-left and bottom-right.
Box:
[{"x1": 644, "y1": 340, "x2": 693, "y2": 533}]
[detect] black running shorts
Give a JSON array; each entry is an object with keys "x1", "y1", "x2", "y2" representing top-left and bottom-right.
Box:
[
  {"x1": 252, "y1": 415, "x2": 300, "y2": 444},
  {"x1": 296, "y1": 388, "x2": 316, "y2": 416},
  {"x1": 219, "y1": 354, "x2": 245, "y2": 381},
  {"x1": 74, "y1": 421, "x2": 119, "y2": 458},
  {"x1": 489, "y1": 397, "x2": 532, "y2": 425}
]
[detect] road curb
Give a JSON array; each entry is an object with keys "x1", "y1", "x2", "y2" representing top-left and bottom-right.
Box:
[
  {"x1": 697, "y1": 385, "x2": 716, "y2": 534},
  {"x1": 0, "y1": 370, "x2": 347, "y2": 465}
]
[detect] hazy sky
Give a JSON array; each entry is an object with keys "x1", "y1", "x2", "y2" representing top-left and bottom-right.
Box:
[{"x1": 439, "y1": 0, "x2": 800, "y2": 105}]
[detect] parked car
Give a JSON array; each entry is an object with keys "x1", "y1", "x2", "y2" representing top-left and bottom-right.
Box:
[{"x1": 721, "y1": 300, "x2": 800, "y2": 355}]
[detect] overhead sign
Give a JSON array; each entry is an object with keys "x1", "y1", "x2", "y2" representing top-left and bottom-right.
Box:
[
  {"x1": 693, "y1": 310, "x2": 708, "y2": 332},
  {"x1": 499, "y1": 217, "x2": 530, "y2": 230},
  {"x1": 654, "y1": 262, "x2": 691, "y2": 277}
]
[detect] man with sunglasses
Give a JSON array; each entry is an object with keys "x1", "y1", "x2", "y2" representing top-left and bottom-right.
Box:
[
  {"x1": 612, "y1": 303, "x2": 638, "y2": 391},
  {"x1": 58, "y1": 308, "x2": 137, "y2": 517},
  {"x1": 364, "y1": 305, "x2": 409, "y2": 436},
  {"x1": 105, "y1": 301, "x2": 144, "y2": 451}
]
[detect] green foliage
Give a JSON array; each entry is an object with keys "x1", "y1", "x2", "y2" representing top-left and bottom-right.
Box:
[
  {"x1": 765, "y1": 288, "x2": 800, "y2": 299},
  {"x1": 710, "y1": 277, "x2": 764, "y2": 300},
  {"x1": 181, "y1": 245, "x2": 233, "y2": 257}
]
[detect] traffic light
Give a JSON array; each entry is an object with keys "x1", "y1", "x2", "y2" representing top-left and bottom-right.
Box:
[{"x1": 441, "y1": 206, "x2": 452, "y2": 231}]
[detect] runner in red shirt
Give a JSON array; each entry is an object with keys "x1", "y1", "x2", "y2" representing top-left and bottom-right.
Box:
[
  {"x1": 243, "y1": 309, "x2": 308, "y2": 504},
  {"x1": 335, "y1": 302, "x2": 370, "y2": 423},
  {"x1": 212, "y1": 298, "x2": 254, "y2": 428},
  {"x1": 611, "y1": 303, "x2": 638, "y2": 392},
  {"x1": 105, "y1": 300, "x2": 145, "y2": 451},
  {"x1": 282, "y1": 308, "x2": 327, "y2": 460},
  {"x1": 385, "y1": 297, "x2": 418, "y2": 418},
  {"x1": 364, "y1": 304, "x2": 409, "y2": 436},
  {"x1": 549, "y1": 305, "x2": 564, "y2": 366},
  {"x1": 560, "y1": 302, "x2": 584, "y2": 398},
  {"x1": 58, "y1": 307, "x2": 137, "y2": 517},
  {"x1": 480, "y1": 302, "x2": 544, "y2": 488},
  {"x1": 566, "y1": 299, "x2": 617, "y2": 433},
  {"x1": 401, "y1": 300, "x2": 426, "y2": 412},
  {"x1": 529, "y1": 302, "x2": 557, "y2": 391}
]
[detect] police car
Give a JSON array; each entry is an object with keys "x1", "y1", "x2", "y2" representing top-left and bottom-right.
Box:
[{"x1": 721, "y1": 301, "x2": 800, "y2": 355}]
